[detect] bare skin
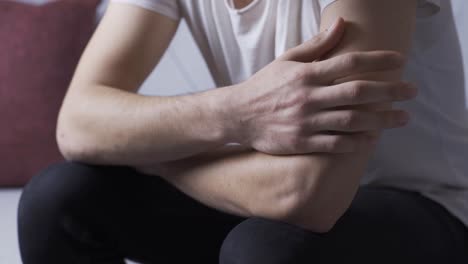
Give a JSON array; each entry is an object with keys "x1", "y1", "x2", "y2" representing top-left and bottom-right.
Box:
[
  {"x1": 232, "y1": 0, "x2": 255, "y2": 9},
  {"x1": 58, "y1": 0, "x2": 418, "y2": 232},
  {"x1": 145, "y1": 0, "x2": 419, "y2": 230}
]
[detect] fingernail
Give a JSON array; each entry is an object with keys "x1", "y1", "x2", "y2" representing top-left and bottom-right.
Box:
[
  {"x1": 397, "y1": 112, "x2": 410, "y2": 125},
  {"x1": 401, "y1": 82, "x2": 418, "y2": 98},
  {"x1": 391, "y1": 53, "x2": 406, "y2": 66},
  {"x1": 406, "y1": 87, "x2": 418, "y2": 98},
  {"x1": 365, "y1": 133, "x2": 379, "y2": 147},
  {"x1": 367, "y1": 133, "x2": 379, "y2": 142},
  {"x1": 406, "y1": 83, "x2": 419, "y2": 97}
]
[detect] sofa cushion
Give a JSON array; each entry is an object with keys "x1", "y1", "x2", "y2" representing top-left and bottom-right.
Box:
[{"x1": 0, "y1": 0, "x2": 100, "y2": 186}]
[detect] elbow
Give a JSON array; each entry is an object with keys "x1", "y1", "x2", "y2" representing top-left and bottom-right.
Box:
[
  {"x1": 265, "y1": 198, "x2": 340, "y2": 234},
  {"x1": 276, "y1": 192, "x2": 341, "y2": 234},
  {"x1": 287, "y1": 208, "x2": 340, "y2": 234},
  {"x1": 57, "y1": 135, "x2": 87, "y2": 163},
  {"x1": 56, "y1": 110, "x2": 96, "y2": 163},
  {"x1": 260, "y1": 159, "x2": 344, "y2": 234}
]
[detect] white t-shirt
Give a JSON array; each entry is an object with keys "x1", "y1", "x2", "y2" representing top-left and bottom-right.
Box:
[{"x1": 111, "y1": 0, "x2": 468, "y2": 228}]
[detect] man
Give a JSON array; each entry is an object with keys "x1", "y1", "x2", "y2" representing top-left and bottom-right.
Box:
[{"x1": 18, "y1": 0, "x2": 468, "y2": 263}]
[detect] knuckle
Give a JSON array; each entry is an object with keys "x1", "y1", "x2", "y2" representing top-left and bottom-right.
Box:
[
  {"x1": 291, "y1": 125, "x2": 305, "y2": 138},
  {"x1": 348, "y1": 81, "x2": 367, "y2": 99},
  {"x1": 307, "y1": 116, "x2": 319, "y2": 131},
  {"x1": 339, "y1": 111, "x2": 359, "y2": 128},
  {"x1": 312, "y1": 32, "x2": 325, "y2": 43},
  {"x1": 303, "y1": 93, "x2": 321, "y2": 111},
  {"x1": 291, "y1": 65, "x2": 309, "y2": 81},
  {"x1": 305, "y1": 91, "x2": 319, "y2": 106},
  {"x1": 278, "y1": 52, "x2": 290, "y2": 61},
  {"x1": 295, "y1": 120, "x2": 308, "y2": 136},
  {"x1": 280, "y1": 89, "x2": 308, "y2": 110},
  {"x1": 282, "y1": 49, "x2": 298, "y2": 61},
  {"x1": 344, "y1": 53, "x2": 361, "y2": 68},
  {"x1": 291, "y1": 88, "x2": 310, "y2": 106},
  {"x1": 305, "y1": 64, "x2": 320, "y2": 79},
  {"x1": 327, "y1": 136, "x2": 347, "y2": 151},
  {"x1": 288, "y1": 134, "x2": 304, "y2": 152},
  {"x1": 332, "y1": 135, "x2": 356, "y2": 152}
]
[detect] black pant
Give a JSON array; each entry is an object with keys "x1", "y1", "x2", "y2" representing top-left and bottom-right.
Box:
[{"x1": 18, "y1": 161, "x2": 468, "y2": 264}]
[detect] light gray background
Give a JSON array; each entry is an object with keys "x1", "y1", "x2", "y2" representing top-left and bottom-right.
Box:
[{"x1": 1, "y1": 0, "x2": 467, "y2": 263}]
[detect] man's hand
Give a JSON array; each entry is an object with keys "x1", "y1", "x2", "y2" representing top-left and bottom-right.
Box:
[{"x1": 222, "y1": 18, "x2": 417, "y2": 155}]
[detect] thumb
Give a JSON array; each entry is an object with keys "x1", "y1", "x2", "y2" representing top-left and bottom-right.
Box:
[{"x1": 279, "y1": 17, "x2": 345, "y2": 63}]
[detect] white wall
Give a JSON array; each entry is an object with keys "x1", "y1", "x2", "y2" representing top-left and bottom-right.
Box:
[
  {"x1": 16, "y1": 0, "x2": 216, "y2": 97},
  {"x1": 18, "y1": 0, "x2": 468, "y2": 97},
  {"x1": 96, "y1": 1, "x2": 216, "y2": 96},
  {"x1": 452, "y1": 0, "x2": 468, "y2": 90},
  {"x1": 137, "y1": 20, "x2": 216, "y2": 96},
  {"x1": 100, "y1": 0, "x2": 216, "y2": 96},
  {"x1": 97, "y1": 0, "x2": 216, "y2": 95}
]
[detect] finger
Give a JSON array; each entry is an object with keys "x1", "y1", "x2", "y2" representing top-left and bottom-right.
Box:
[
  {"x1": 279, "y1": 18, "x2": 345, "y2": 63},
  {"x1": 311, "y1": 81, "x2": 418, "y2": 109},
  {"x1": 309, "y1": 110, "x2": 411, "y2": 133},
  {"x1": 308, "y1": 51, "x2": 405, "y2": 84},
  {"x1": 304, "y1": 133, "x2": 374, "y2": 153}
]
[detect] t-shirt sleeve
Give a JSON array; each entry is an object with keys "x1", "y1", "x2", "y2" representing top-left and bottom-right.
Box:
[
  {"x1": 109, "y1": 0, "x2": 180, "y2": 20},
  {"x1": 318, "y1": 0, "x2": 441, "y2": 18}
]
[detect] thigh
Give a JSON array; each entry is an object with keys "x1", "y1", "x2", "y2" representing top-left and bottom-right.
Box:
[
  {"x1": 220, "y1": 186, "x2": 468, "y2": 264},
  {"x1": 106, "y1": 165, "x2": 246, "y2": 263},
  {"x1": 19, "y1": 162, "x2": 244, "y2": 264},
  {"x1": 322, "y1": 186, "x2": 468, "y2": 264}
]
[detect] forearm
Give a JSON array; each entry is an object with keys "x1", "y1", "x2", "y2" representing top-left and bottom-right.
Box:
[
  {"x1": 57, "y1": 84, "x2": 235, "y2": 166},
  {"x1": 284, "y1": 146, "x2": 375, "y2": 231},
  {"x1": 145, "y1": 1, "x2": 421, "y2": 233},
  {"x1": 135, "y1": 143, "x2": 374, "y2": 232},
  {"x1": 61, "y1": 9, "x2": 413, "y2": 168},
  {"x1": 136, "y1": 145, "x2": 315, "y2": 220}
]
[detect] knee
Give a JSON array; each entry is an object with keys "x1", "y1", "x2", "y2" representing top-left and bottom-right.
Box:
[
  {"x1": 18, "y1": 161, "x2": 105, "y2": 231},
  {"x1": 220, "y1": 217, "x2": 322, "y2": 264},
  {"x1": 18, "y1": 162, "x2": 130, "y2": 262}
]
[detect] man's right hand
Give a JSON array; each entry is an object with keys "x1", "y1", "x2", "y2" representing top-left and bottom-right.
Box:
[{"x1": 222, "y1": 18, "x2": 418, "y2": 155}]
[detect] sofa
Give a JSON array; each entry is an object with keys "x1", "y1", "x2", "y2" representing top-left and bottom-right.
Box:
[{"x1": 0, "y1": 0, "x2": 212, "y2": 263}]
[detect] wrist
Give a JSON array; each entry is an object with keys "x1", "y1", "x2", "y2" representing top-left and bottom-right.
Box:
[{"x1": 206, "y1": 83, "x2": 250, "y2": 146}]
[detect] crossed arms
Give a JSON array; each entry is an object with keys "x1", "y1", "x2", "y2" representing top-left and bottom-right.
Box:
[{"x1": 57, "y1": 0, "x2": 418, "y2": 232}]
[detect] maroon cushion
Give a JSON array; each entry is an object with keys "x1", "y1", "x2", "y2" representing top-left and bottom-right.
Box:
[{"x1": 0, "y1": 0, "x2": 100, "y2": 187}]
